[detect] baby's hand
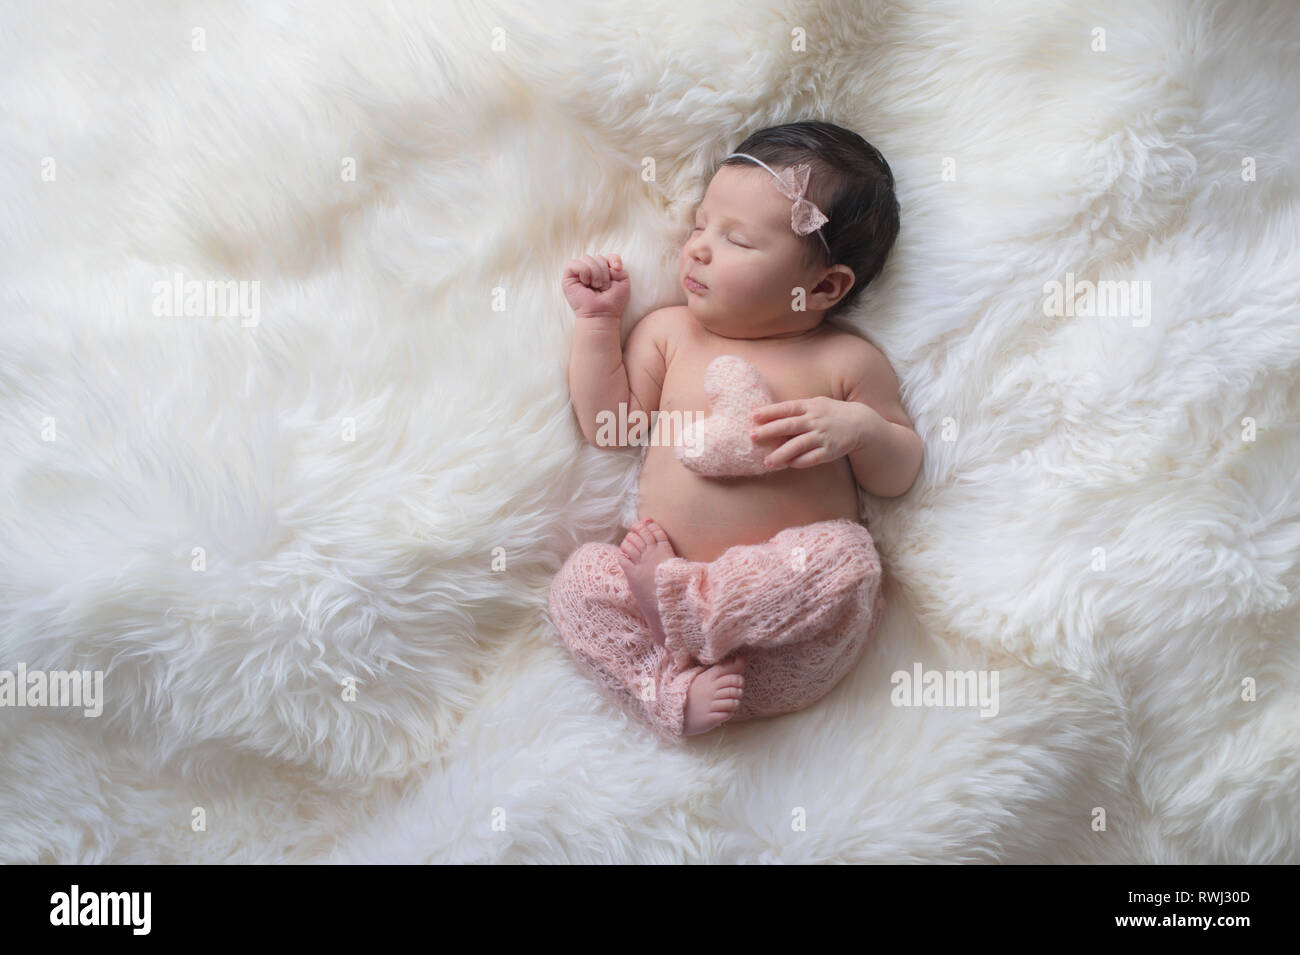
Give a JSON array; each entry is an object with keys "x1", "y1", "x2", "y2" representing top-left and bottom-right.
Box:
[
  {"x1": 562, "y1": 253, "x2": 630, "y2": 320},
  {"x1": 750, "y1": 397, "x2": 876, "y2": 469}
]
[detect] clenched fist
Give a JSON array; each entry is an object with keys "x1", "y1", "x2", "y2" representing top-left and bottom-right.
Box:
[{"x1": 562, "y1": 253, "x2": 629, "y2": 320}]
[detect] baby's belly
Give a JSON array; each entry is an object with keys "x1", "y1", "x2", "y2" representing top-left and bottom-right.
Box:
[{"x1": 636, "y1": 443, "x2": 861, "y2": 563}]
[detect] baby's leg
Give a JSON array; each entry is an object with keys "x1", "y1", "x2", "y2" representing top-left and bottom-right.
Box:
[
  {"x1": 616, "y1": 518, "x2": 676, "y2": 646},
  {"x1": 729, "y1": 579, "x2": 885, "y2": 722},
  {"x1": 547, "y1": 541, "x2": 742, "y2": 738},
  {"x1": 654, "y1": 518, "x2": 885, "y2": 669}
]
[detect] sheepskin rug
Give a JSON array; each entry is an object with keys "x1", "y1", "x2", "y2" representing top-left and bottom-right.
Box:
[{"x1": 2, "y1": 0, "x2": 1297, "y2": 864}]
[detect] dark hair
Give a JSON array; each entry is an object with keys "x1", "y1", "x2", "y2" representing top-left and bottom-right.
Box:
[{"x1": 719, "y1": 120, "x2": 899, "y2": 321}]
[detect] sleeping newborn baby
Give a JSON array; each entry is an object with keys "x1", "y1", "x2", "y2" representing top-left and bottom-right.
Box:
[{"x1": 548, "y1": 120, "x2": 922, "y2": 740}]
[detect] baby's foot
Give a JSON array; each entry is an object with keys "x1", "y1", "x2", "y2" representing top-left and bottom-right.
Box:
[
  {"x1": 684, "y1": 655, "x2": 745, "y2": 736},
  {"x1": 616, "y1": 518, "x2": 676, "y2": 647}
]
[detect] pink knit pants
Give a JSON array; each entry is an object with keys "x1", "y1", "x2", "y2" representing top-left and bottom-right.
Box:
[{"x1": 546, "y1": 517, "x2": 886, "y2": 741}]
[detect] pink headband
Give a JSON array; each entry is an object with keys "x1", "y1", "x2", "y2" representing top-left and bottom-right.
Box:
[{"x1": 724, "y1": 152, "x2": 831, "y2": 257}]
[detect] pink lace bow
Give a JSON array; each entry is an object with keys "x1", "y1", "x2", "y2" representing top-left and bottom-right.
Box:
[
  {"x1": 771, "y1": 162, "x2": 830, "y2": 235},
  {"x1": 724, "y1": 152, "x2": 830, "y2": 251}
]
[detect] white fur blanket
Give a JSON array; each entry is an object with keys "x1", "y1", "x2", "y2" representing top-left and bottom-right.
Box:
[{"x1": 2, "y1": 0, "x2": 1297, "y2": 863}]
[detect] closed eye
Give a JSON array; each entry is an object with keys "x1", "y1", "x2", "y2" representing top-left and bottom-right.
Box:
[{"x1": 692, "y1": 225, "x2": 749, "y2": 247}]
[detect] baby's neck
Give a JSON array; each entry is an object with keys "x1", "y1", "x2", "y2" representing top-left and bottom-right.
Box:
[
  {"x1": 736, "y1": 323, "x2": 827, "y2": 342},
  {"x1": 764, "y1": 323, "x2": 826, "y2": 341}
]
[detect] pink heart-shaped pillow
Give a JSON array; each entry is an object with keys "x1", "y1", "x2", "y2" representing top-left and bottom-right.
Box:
[{"x1": 674, "y1": 354, "x2": 786, "y2": 477}]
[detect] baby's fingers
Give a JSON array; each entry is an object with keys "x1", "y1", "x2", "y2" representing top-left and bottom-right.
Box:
[
  {"x1": 563, "y1": 258, "x2": 593, "y2": 286},
  {"x1": 764, "y1": 433, "x2": 819, "y2": 469},
  {"x1": 751, "y1": 400, "x2": 804, "y2": 424},
  {"x1": 750, "y1": 415, "x2": 807, "y2": 442},
  {"x1": 595, "y1": 253, "x2": 628, "y2": 287},
  {"x1": 581, "y1": 254, "x2": 611, "y2": 289}
]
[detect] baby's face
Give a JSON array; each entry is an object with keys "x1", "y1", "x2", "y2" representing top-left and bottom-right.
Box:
[{"x1": 679, "y1": 165, "x2": 826, "y2": 338}]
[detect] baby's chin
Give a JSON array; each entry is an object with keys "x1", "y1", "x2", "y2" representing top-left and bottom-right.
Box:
[
  {"x1": 687, "y1": 300, "x2": 824, "y2": 341},
  {"x1": 687, "y1": 303, "x2": 769, "y2": 340},
  {"x1": 684, "y1": 299, "x2": 731, "y2": 333}
]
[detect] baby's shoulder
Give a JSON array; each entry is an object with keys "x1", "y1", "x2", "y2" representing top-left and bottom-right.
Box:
[
  {"x1": 826, "y1": 332, "x2": 909, "y2": 428},
  {"x1": 822, "y1": 328, "x2": 909, "y2": 426},
  {"x1": 634, "y1": 304, "x2": 688, "y2": 346},
  {"x1": 640, "y1": 304, "x2": 694, "y2": 367}
]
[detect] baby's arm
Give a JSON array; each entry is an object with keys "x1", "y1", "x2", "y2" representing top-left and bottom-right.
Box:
[
  {"x1": 562, "y1": 253, "x2": 672, "y2": 446},
  {"x1": 570, "y1": 310, "x2": 671, "y2": 446},
  {"x1": 568, "y1": 312, "x2": 626, "y2": 446},
  {"x1": 621, "y1": 307, "x2": 670, "y2": 420},
  {"x1": 840, "y1": 340, "x2": 923, "y2": 498}
]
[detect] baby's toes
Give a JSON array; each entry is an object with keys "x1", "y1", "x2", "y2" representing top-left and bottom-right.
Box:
[
  {"x1": 715, "y1": 674, "x2": 744, "y2": 695},
  {"x1": 711, "y1": 693, "x2": 741, "y2": 714},
  {"x1": 711, "y1": 674, "x2": 744, "y2": 711}
]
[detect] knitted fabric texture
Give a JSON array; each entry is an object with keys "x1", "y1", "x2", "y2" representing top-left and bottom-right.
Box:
[
  {"x1": 674, "y1": 354, "x2": 787, "y2": 477},
  {"x1": 546, "y1": 517, "x2": 885, "y2": 740}
]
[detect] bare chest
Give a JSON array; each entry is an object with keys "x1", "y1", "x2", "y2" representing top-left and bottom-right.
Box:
[{"x1": 659, "y1": 338, "x2": 843, "y2": 418}]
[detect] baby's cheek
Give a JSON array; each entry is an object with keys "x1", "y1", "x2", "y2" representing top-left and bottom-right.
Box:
[{"x1": 740, "y1": 269, "x2": 788, "y2": 306}]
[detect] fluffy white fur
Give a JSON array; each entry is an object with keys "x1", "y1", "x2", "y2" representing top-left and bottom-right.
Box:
[{"x1": 1, "y1": 0, "x2": 1297, "y2": 863}]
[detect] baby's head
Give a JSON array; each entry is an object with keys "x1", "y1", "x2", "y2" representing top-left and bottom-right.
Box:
[{"x1": 680, "y1": 120, "x2": 899, "y2": 339}]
